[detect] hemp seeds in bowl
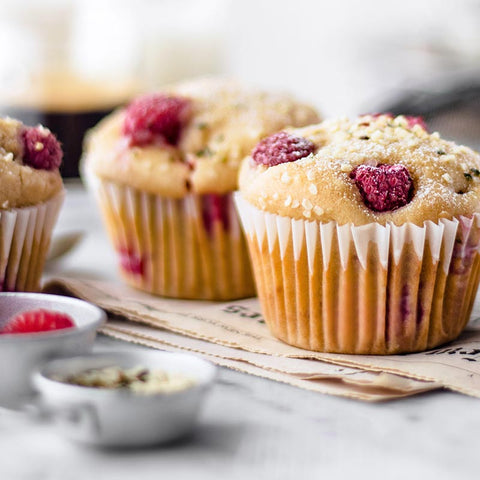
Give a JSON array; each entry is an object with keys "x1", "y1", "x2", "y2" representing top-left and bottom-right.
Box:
[
  {"x1": 33, "y1": 350, "x2": 216, "y2": 447},
  {"x1": 55, "y1": 365, "x2": 196, "y2": 395}
]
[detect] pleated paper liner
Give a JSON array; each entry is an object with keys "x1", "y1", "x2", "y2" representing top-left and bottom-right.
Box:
[
  {"x1": 0, "y1": 191, "x2": 64, "y2": 292},
  {"x1": 234, "y1": 193, "x2": 480, "y2": 354},
  {"x1": 86, "y1": 175, "x2": 255, "y2": 300}
]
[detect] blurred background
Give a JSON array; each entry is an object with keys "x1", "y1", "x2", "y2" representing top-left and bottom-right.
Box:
[{"x1": 1, "y1": 0, "x2": 480, "y2": 175}]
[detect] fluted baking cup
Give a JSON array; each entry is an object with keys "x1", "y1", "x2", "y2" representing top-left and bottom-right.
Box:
[
  {"x1": 0, "y1": 191, "x2": 64, "y2": 292},
  {"x1": 235, "y1": 193, "x2": 480, "y2": 354},
  {"x1": 86, "y1": 175, "x2": 254, "y2": 300}
]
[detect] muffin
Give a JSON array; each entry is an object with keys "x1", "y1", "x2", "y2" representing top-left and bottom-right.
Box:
[
  {"x1": 82, "y1": 78, "x2": 320, "y2": 300},
  {"x1": 0, "y1": 117, "x2": 64, "y2": 292},
  {"x1": 236, "y1": 114, "x2": 480, "y2": 354}
]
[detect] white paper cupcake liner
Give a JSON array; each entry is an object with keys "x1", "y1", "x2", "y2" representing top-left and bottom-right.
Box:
[
  {"x1": 86, "y1": 174, "x2": 255, "y2": 300},
  {"x1": 0, "y1": 191, "x2": 64, "y2": 292},
  {"x1": 234, "y1": 193, "x2": 480, "y2": 354}
]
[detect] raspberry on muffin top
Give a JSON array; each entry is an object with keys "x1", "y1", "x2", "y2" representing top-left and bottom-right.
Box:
[
  {"x1": 0, "y1": 117, "x2": 63, "y2": 209},
  {"x1": 123, "y1": 94, "x2": 192, "y2": 147},
  {"x1": 239, "y1": 114, "x2": 480, "y2": 226},
  {"x1": 83, "y1": 78, "x2": 320, "y2": 197}
]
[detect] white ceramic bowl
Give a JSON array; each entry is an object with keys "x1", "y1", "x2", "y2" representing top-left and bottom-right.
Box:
[
  {"x1": 33, "y1": 350, "x2": 216, "y2": 447},
  {"x1": 0, "y1": 293, "x2": 106, "y2": 409}
]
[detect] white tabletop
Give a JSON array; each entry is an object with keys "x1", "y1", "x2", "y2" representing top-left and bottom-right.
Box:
[{"x1": 1, "y1": 181, "x2": 478, "y2": 480}]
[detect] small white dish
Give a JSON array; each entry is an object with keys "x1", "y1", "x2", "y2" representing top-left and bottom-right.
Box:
[
  {"x1": 0, "y1": 292, "x2": 106, "y2": 409},
  {"x1": 33, "y1": 350, "x2": 216, "y2": 447}
]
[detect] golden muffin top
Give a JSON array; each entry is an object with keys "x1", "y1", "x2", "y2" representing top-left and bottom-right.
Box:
[
  {"x1": 83, "y1": 78, "x2": 320, "y2": 197},
  {"x1": 239, "y1": 114, "x2": 480, "y2": 226},
  {"x1": 0, "y1": 117, "x2": 63, "y2": 209}
]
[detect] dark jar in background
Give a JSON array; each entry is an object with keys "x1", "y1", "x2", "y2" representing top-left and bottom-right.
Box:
[{"x1": 0, "y1": 0, "x2": 141, "y2": 177}]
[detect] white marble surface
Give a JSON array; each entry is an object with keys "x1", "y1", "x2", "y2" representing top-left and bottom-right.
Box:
[{"x1": 1, "y1": 182, "x2": 479, "y2": 480}]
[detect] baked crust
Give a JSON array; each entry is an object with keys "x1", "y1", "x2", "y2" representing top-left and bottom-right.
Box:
[
  {"x1": 239, "y1": 114, "x2": 480, "y2": 226},
  {"x1": 83, "y1": 78, "x2": 320, "y2": 197}
]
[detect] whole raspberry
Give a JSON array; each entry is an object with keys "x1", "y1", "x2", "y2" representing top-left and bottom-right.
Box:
[
  {"x1": 123, "y1": 94, "x2": 191, "y2": 147},
  {"x1": 201, "y1": 194, "x2": 230, "y2": 234},
  {"x1": 22, "y1": 126, "x2": 63, "y2": 170},
  {"x1": 252, "y1": 132, "x2": 315, "y2": 167},
  {"x1": 366, "y1": 112, "x2": 393, "y2": 119},
  {"x1": 350, "y1": 164, "x2": 414, "y2": 212},
  {"x1": 118, "y1": 247, "x2": 144, "y2": 276},
  {"x1": 0, "y1": 309, "x2": 75, "y2": 334},
  {"x1": 405, "y1": 115, "x2": 428, "y2": 131},
  {"x1": 362, "y1": 113, "x2": 428, "y2": 131}
]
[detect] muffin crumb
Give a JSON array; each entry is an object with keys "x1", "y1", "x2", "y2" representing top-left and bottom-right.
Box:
[{"x1": 442, "y1": 173, "x2": 453, "y2": 184}]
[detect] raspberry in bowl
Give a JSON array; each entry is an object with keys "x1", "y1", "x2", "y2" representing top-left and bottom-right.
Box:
[
  {"x1": 0, "y1": 117, "x2": 65, "y2": 293},
  {"x1": 0, "y1": 308, "x2": 75, "y2": 334},
  {"x1": 81, "y1": 78, "x2": 320, "y2": 300},
  {"x1": 236, "y1": 114, "x2": 480, "y2": 354},
  {"x1": 0, "y1": 293, "x2": 105, "y2": 409}
]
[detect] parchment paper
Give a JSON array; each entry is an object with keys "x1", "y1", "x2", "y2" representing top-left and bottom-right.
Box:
[{"x1": 43, "y1": 276, "x2": 480, "y2": 402}]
